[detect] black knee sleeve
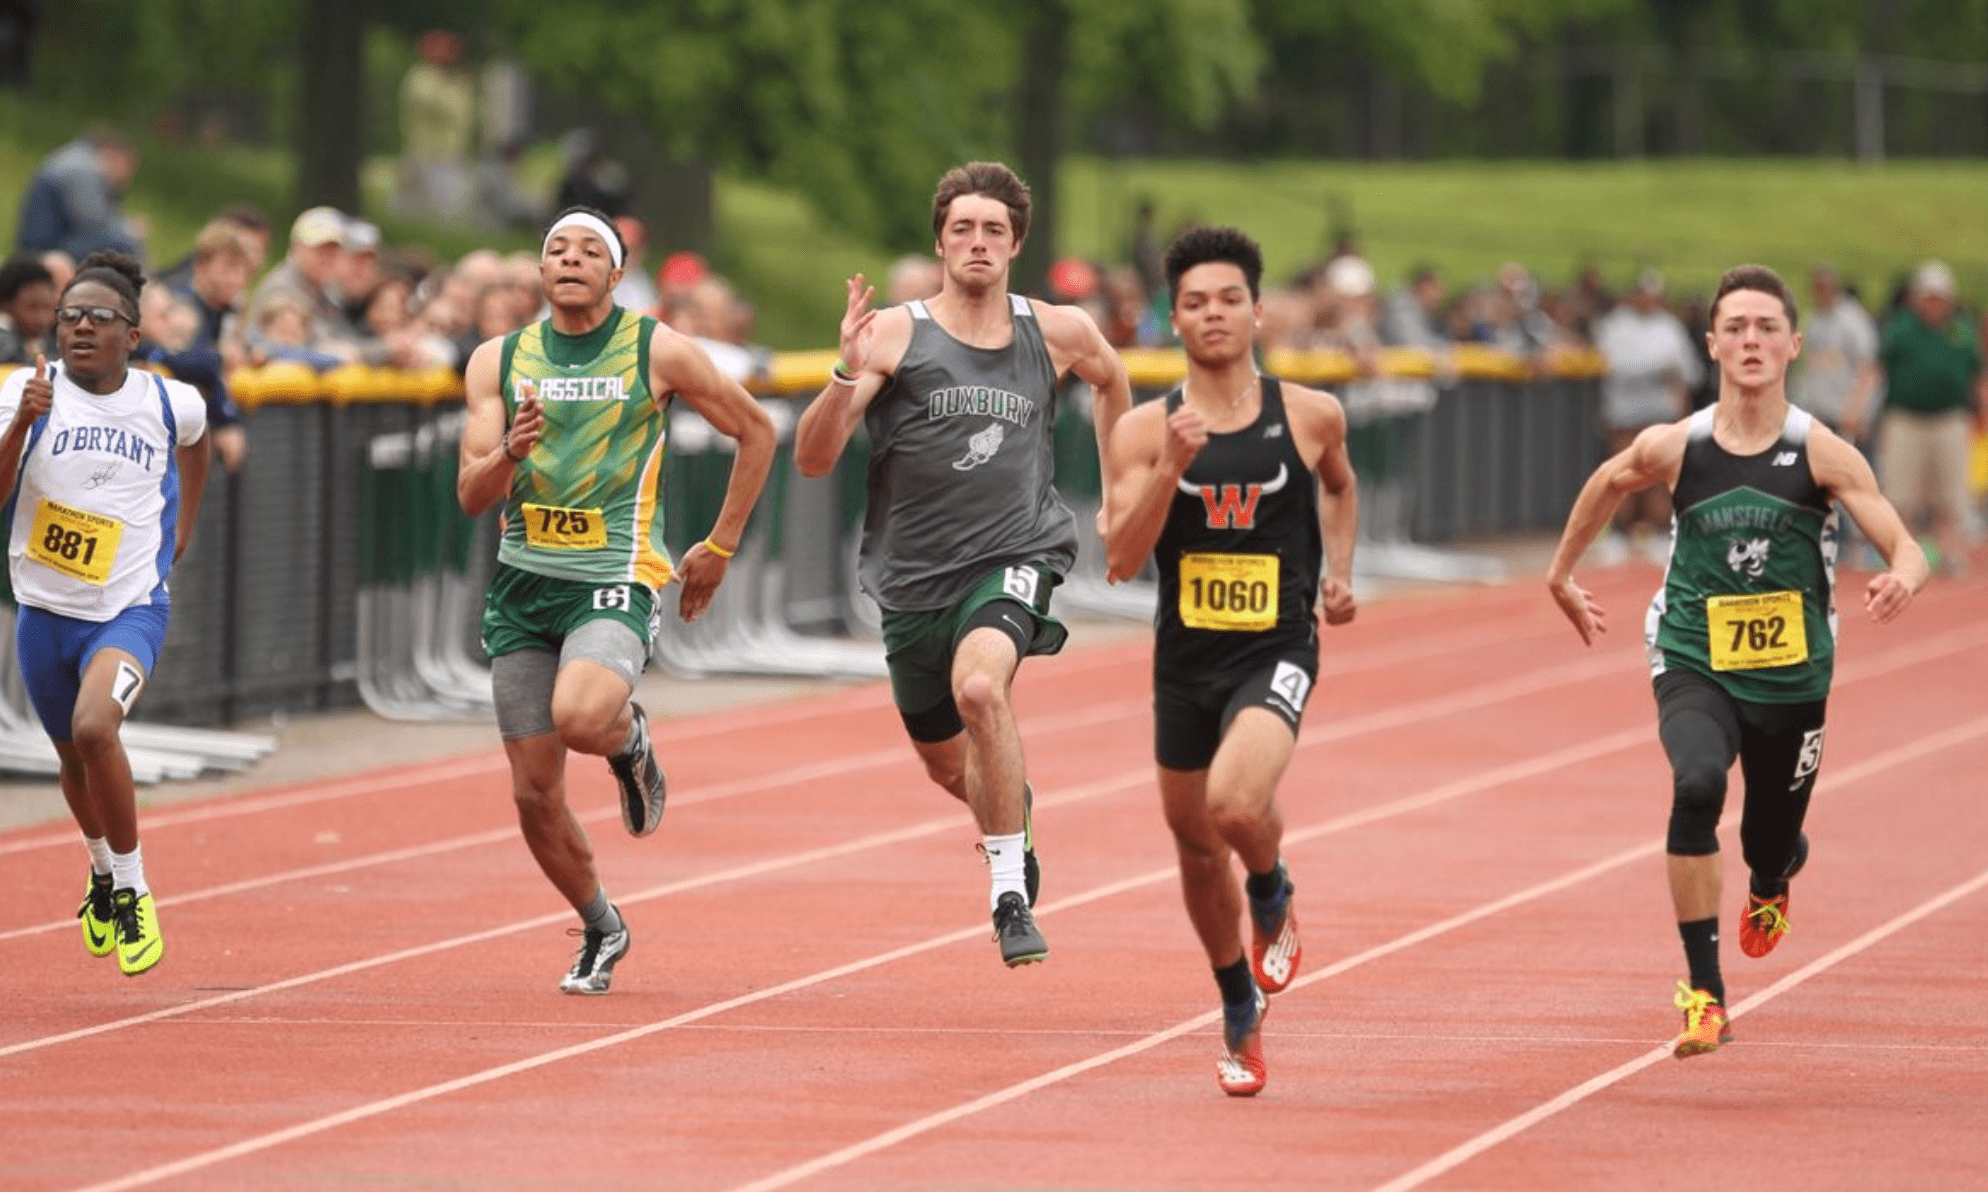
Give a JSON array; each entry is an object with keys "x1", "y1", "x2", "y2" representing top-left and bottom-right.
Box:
[
  {"x1": 1655, "y1": 670, "x2": 1742, "y2": 856},
  {"x1": 1666, "y1": 762, "x2": 1727, "y2": 855}
]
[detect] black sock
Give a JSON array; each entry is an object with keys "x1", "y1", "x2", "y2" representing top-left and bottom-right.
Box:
[
  {"x1": 1748, "y1": 872, "x2": 1786, "y2": 901},
  {"x1": 1214, "y1": 954, "x2": 1254, "y2": 1005},
  {"x1": 1244, "y1": 863, "x2": 1286, "y2": 903},
  {"x1": 1678, "y1": 917, "x2": 1724, "y2": 1004}
]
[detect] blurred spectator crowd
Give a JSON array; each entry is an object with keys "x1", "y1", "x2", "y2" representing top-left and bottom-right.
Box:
[
  {"x1": 1, "y1": 119, "x2": 1978, "y2": 572},
  {"x1": 1, "y1": 125, "x2": 775, "y2": 473}
]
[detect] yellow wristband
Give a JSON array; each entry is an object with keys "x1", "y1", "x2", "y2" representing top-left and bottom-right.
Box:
[{"x1": 702, "y1": 538, "x2": 736, "y2": 559}]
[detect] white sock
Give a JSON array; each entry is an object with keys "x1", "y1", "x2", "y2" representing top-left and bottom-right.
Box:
[
  {"x1": 85, "y1": 836, "x2": 113, "y2": 876},
  {"x1": 982, "y1": 832, "x2": 1027, "y2": 910},
  {"x1": 110, "y1": 844, "x2": 148, "y2": 897}
]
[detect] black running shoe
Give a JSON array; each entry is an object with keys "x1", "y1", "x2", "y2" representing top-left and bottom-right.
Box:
[
  {"x1": 560, "y1": 916, "x2": 632, "y2": 995},
  {"x1": 992, "y1": 891, "x2": 1048, "y2": 967},
  {"x1": 608, "y1": 702, "x2": 667, "y2": 837}
]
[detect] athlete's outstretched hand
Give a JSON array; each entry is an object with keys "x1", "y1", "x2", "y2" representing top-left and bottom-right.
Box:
[
  {"x1": 838, "y1": 274, "x2": 879, "y2": 375},
  {"x1": 673, "y1": 538, "x2": 732, "y2": 622},
  {"x1": 13, "y1": 352, "x2": 53, "y2": 427},
  {"x1": 506, "y1": 380, "x2": 544, "y2": 461},
  {"x1": 1863, "y1": 569, "x2": 1916, "y2": 624},
  {"x1": 1320, "y1": 576, "x2": 1357, "y2": 626},
  {"x1": 1548, "y1": 573, "x2": 1606, "y2": 645}
]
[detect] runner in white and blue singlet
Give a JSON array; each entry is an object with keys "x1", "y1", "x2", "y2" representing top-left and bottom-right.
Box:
[{"x1": 0, "y1": 250, "x2": 210, "y2": 978}]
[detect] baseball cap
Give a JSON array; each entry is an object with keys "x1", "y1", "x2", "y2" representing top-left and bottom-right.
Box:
[
  {"x1": 290, "y1": 206, "x2": 347, "y2": 248},
  {"x1": 342, "y1": 217, "x2": 381, "y2": 253},
  {"x1": 658, "y1": 251, "x2": 709, "y2": 289},
  {"x1": 1911, "y1": 260, "x2": 1956, "y2": 298},
  {"x1": 1047, "y1": 256, "x2": 1098, "y2": 301},
  {"x1": 1325, "y1": 255, "x2": 1375, "y2": 298}
]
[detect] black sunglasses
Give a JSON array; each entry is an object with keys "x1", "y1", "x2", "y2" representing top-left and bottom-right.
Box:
[{"x1": 55, "y1": 305, "x2": 136, "y2": 327}]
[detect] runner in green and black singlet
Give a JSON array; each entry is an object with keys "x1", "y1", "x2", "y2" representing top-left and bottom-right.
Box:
[
  {"x1": 1646, "y1": 404, "x2": 1837, "y2": 704},
  {"x1": 1548, "y1": 264, "x2": 1926, "y2": 1061}
]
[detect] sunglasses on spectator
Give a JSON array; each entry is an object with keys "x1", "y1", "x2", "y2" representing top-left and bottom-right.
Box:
[{"x1": 55, "y1": 305, "x2": 136, "y2": 327}]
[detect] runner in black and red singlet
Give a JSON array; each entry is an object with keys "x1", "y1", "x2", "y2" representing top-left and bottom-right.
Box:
[{"x1": 1103, "y1": 225, "x2": 1359, "y2": 1096}]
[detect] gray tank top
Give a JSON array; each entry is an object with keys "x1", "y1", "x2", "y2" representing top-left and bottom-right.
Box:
[{"x1": 859, "y1": 294, "x2": 1076, "y2": 610}]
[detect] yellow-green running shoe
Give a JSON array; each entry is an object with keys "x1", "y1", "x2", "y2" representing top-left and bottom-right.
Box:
[
  {"x1": 111, "y1": 888, "x2": 164, "y2": 976},
  {"x1": 78, "y1": 872, "x2": 115, "y2": 958}
]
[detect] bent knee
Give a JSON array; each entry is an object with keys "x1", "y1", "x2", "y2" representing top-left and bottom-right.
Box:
[
  {"x1": 68, "y1": 714, "x2": 123, "y2": 758},
  {"x1": 921, "y1": 757, "x2": 966, "y2": 796},
  {"x1": 953, "y1": 671, "x2": 1007, "y2": 724},
  {"x1": 511, "y1": 775, "x2": 568, "y2": 820},
  {"x1": 550, "y1": 700, "x2": 622, "y2": 756}
]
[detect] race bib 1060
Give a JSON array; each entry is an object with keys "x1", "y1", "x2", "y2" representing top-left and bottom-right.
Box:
[{"x1": 1177, "y1": 552, "x2": 1278, "y2": 632}]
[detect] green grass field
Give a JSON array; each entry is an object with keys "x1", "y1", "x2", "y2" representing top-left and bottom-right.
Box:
[
  {"x1": 7, "y1": 86, "x2": 1987, "y2": 349},
  {"x1": 1058, "y1": 156, "x2": 1988, "y2": 307}
]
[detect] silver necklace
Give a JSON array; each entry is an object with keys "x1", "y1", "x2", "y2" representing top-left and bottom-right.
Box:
[{"x1": 1190, "y1": 371, "x2": 1258, "y2": 416}]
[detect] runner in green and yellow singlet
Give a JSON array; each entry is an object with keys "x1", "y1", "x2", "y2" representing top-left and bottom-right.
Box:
[
  {"x1": 458, "y1": 206, "x2": 775, "y2": 995},
  {"x1": 1546, "y1": 264, "x2": 1927, "y2": 1059}
]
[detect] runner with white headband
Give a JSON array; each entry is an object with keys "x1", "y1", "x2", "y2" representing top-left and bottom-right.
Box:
[
  {"x1": 457, "y1": 204, "x2": 777, "y2": 995},
  {"x1": 542, "y1": 211, "x2": 623, "y2": 270}
]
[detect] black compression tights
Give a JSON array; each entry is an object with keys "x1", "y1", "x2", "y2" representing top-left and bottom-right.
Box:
[{"x1": 1654, "y1": 669, "x2": 1827, "y2": 889}]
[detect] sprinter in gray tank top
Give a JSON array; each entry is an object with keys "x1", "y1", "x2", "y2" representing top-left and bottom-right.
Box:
[{"x1": 796, "y1": 162, "x2": 1131, "y2": 969}]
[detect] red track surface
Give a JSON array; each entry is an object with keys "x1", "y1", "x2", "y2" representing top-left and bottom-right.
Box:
[{"x1": 3, "y1": 558, "x2": 1985, "y2": 1192}]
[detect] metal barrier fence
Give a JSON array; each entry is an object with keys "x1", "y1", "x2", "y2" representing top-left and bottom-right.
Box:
[{"x1": 0, "y1": 349, "x2": 1608, "y2": 744}]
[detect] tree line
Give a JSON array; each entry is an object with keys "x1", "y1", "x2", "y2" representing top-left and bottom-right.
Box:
[{"x1": 10, "y1": 0, "x2": 1988, "y2": 290}]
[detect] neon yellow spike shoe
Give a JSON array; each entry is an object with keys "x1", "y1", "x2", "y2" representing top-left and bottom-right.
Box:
[
  {"x1": 1671, "y1": 980, "x2": 1732, "y2": 1058},
  {"x1": 78, "y1": 872, "x2": 116, "y2": 958},
  {"x1": 111, "y1": 888, "x2": 164, "y2": 976}
]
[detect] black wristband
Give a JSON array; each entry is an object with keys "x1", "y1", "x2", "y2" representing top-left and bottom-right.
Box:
[{"x1": 502, "y1": 429, "x2": 527, "y2": 462}]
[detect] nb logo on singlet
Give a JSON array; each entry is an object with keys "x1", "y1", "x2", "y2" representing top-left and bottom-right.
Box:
[
  {"x1": 1178, "y1": 464, "x2": 1289, "y2": 530},
  {"x1": 1772, "y1": 451, "x2": 1798, "y2": 466}
]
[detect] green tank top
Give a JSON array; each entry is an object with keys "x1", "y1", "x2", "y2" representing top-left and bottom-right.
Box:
[
  {"x1": 1645, "y1": 406, "x2": 1838, "y2": 704},
  {"x1": 496, "y1": 309, "x2": 672, "y2": 587}
]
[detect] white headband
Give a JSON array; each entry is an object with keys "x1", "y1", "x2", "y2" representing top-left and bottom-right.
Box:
[{"x1": 542, "y1": 213, "x2": 624, "y2": 269}]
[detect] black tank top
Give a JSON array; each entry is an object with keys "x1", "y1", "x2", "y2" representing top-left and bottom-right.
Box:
[{"x1": 1153, "y1": 376, "x2": 1322, "y2": 677}]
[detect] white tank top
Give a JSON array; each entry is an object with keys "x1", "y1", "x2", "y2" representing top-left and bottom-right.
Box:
[{"x1": 0, "y1": 363, "x2": 208, "y2": 620}]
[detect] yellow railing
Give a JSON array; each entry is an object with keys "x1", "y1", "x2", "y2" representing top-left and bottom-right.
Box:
[{"x1": 3, "y1": 343, "x2": 1600, "y2": 409}]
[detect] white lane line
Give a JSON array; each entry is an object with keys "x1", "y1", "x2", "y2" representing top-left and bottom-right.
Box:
[
  {"x1": 1367, "y1": 862, "x2": 1988, "y2": 1192},
  {"x1": 0, "y1": 649, "x2": 1635, "y2": 944},
  {"x1": 723, "y1": 712, "x2": 1988, "y2": 1192},
  {"x1": 0, "y1": 601, "x2": 1606, "y2": 858},
  {"x1": 3, "y1": 696, "x2": 1631, "y2": 1059},
  {"x1": 59, "y1": 713, "x2": 1988, "y2": 1192}
]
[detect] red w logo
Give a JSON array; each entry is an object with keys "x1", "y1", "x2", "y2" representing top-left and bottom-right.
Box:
[
  {"x1": 1179, "y1": 463, "x2": 1289, "y2": 530},
  {"x1": 1199, "y1": 484, "x2": 1264, "y2": 529}
]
